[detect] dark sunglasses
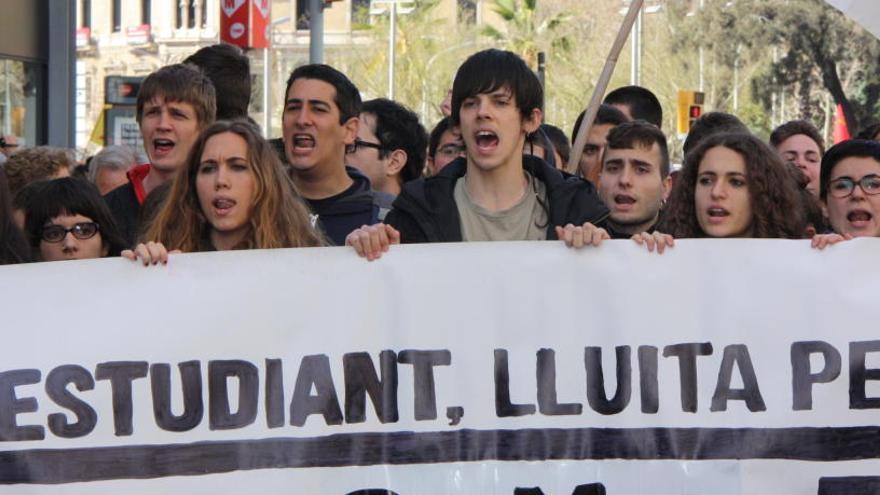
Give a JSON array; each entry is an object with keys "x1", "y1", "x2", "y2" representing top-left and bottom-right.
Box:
[{"x1": 41, "y1": 222, "x2": 100, "y2": 243}]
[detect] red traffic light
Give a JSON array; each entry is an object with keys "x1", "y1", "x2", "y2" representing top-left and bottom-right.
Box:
[{"x1": 689, "y1": 105, "x2": 702, "y2": 119}]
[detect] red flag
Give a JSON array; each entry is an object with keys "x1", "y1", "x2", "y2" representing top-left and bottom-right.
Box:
[{"x1": 833, "y1": 104, "x2": 850, "y2": 144}]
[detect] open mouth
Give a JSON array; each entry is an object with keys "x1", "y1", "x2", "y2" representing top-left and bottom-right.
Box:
[
  {"x1": 847, "y1": 209, "x2": 873, "y2": 227},
  {"x1": 153, "y1": 139, "x2": 175, "y2": 155},
  {"x1": 707, "y1": 207, "x2": 730, "y2": 218},
  {"x1": 291, "y1": 134, "x2": 316, "y2": 152},
  {"x1": 213, "y1": 198, "x2": 236, "y2": 216},
  {"x1": 614, "y1": 194, "x2": 636, "y2": 205},
  {"x1": 474, "y1": 130, "x2": 499, "y2": 151}
]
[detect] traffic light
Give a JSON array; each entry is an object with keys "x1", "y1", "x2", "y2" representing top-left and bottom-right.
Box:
[{"x1": 677, "y1": 90, "x2": 705, "y2": 136}]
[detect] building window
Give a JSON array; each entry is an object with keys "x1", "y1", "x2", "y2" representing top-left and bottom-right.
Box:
[
  {"x1": 80, "y1": 0, "x2": 91, "y2": 29},
  {"x1": 0, "y1": 59, "x2": 45, "y2": 147},
  {"x1": 458, "y1": 0, "x2": 476, "y2": 24},
  {"x1": 142, "y1": 0, "x2": 151, "y2": 25},
  {"x1": 178, "y1": 0, "x2": 206, "y2": 29},
  {"x1": 112, "y1": 0, "x2": 122, "y2": 31},
  {"x1": 188, "y1": 0, "x2": 197, "y2": 28}
]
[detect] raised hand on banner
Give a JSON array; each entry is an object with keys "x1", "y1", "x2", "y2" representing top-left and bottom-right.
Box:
[
  {"x1": 121, "y1": 241, "x2": 179, "y2": 265},
  {"x1": 555, "y1": 222, "x2": 609, "y2": 248},
  {"x1": 345, "y1": 224, "x2": 401, "y2": 261},
  {"x1": 632, "y1": 231, "x2": 674, "y2": 254},
  {"x1": 810, "y1": 232, "x2": 852, "y2": 250}
]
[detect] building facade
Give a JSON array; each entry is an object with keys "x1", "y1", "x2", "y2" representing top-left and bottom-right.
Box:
[{"x1": 75, "y1": 0, "x2": 496, "y2": 155}]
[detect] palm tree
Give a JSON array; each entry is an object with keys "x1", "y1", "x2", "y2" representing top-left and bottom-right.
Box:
[{"x1": 481, "y1": 0, "x2": 572, "y2": 68}]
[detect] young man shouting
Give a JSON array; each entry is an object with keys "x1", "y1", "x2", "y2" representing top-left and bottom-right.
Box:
[
  {"x1": 103, "y1": 64, "x2": 216, "y2": 246},
  {"x1": 347, "y1": 49, "x2": 609, "y2": 259}
]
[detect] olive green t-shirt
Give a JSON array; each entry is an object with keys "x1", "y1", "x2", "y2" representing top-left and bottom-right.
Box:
[{"x1": 454, "y1": 173, "x2": 549, "y2": 241}]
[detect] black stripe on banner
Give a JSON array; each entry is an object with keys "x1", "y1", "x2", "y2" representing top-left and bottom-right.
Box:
[{"x1": 1, "y1": 426, "x2": 880, "y2": 485}]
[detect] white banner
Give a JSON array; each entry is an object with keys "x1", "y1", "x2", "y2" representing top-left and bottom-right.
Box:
[{"x1": 0, "y1": 240, "x2": 879, "y2": 494}]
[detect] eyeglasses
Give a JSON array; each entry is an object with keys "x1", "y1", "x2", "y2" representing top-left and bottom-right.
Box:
[
  {"x1": 828, "y1": 174, "x2": 880, "y2": 198},
  {"x1": 346, "y1": 139, "x2": 385, "y2": 154},
  {"x1": 437, "y1": 143, "x2": 465, "y2": 157},
  {"x1": 41, "y1": 222, "x2": 100, "y2": 243}
]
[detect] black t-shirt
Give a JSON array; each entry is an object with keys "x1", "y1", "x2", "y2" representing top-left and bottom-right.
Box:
[{"x1": 305, "y1": 181, "x2": 378, "y2": 246}]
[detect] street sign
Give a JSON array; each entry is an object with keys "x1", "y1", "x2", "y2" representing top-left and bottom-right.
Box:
[{"x1": 220, "y1": 0, "x2": 271, "y2": 49}]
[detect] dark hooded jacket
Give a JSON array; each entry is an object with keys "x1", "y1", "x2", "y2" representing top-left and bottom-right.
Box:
[
  {"x1": 385, "y1": 155, "x2": 609, "y2": 243},
  {"x1": 305, "y1": 166, "x2": 394, "y2": 245}
]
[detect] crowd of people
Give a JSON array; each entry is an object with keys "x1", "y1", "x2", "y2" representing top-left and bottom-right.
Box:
[{"x1": 0, "y1": 43, "x2": 878, "y2": 267}]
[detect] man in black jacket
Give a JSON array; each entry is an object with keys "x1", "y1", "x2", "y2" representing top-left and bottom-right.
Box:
[
  {"x1": 346, "y1": 49, "x2": 609, "y2": 260},
  {"x1": 281, "y1": 64, "x2": 390, "y2": 245}
]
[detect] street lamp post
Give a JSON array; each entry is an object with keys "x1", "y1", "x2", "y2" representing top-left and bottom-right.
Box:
[{"x1": 370, "y1": 0, "x2": 414, "y2": 100}]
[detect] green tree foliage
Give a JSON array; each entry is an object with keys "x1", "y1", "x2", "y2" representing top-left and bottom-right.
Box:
[
  {"x1": 481, "y1": 0, "x2": 572, "y2": 67},
  {"x1": 676, "y1": 0, "x2": 880, "y2": 132}
]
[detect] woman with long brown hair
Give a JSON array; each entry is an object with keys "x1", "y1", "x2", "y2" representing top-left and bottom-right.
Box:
[
  {"x1": 657, "y1": 132, "x2": 805, "y2": 239},
  {"x1": 124, "y1": 120, "x2": 323, "y2": 264}
]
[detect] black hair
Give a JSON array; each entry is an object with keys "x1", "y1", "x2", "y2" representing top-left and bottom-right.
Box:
[
  {"x1": 604, "y1": 85, "x2": 663, "y2": 127},
  {"x1": 605, "y1": 120, "x2": 671, "y2": 178},
  {"x1": 571, "y1": 104, "x2": 629, "y2": 143},
  {"x1": 769, "y1": 120, "x2": 825, "y2": 155},
  {"x1": 785, "y1": 162, "x2": 829, "y2": 235},
  {"x1": 856, "y1": 122, "x2": 880, "y2": 141},
  {"x1": 451, "y1": 49, "x2": 543, "y2": 125},
  {"x1": 284, "y1": 64, "x2": 362, "y2": 124},
  {"x1": 0, "y1": 168, "x2": 30, "y2": 264},
  {"x1": 428, "y1": 116, "x2": 454, "y2": 158},
  {"x1": 683, "y1": 112, "x2": 749, "y2": 156},
  {"x1": 184, "y1": 43, "x2": 251, "y2": 120},
  {"x1": 525, "y1": 127, "x2": 558, "y2": 168},
  {"x1": 540, "y1": 124, "x2": 571, "y2": 164},
  {"x1": 362, "y1": 98, "x2": 428, "y2": 184},
  {"x1": 819, "y1": 139, "x2": 880, "y2": 199},
  {"x1": 23, "y1": 177, "x2": 127, "y2": 257}
]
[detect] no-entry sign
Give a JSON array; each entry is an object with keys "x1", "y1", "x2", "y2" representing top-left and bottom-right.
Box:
[{"x1": 220, "y1": 0, "x2": 270, "y2": 49}]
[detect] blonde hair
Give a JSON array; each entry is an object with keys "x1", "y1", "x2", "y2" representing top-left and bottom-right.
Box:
[{"x1": 144, "y1": 120, "x2": 325, "y2": 251}]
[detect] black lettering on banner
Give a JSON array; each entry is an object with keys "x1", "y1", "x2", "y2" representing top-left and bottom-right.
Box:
[
  {"x1": 850, "y1": 340, "x2": 880, "y2": 409},
  {"x1": 536, "y1": 349, "x2": 582, "y2": 416},
  {"x1": 45, "y1": 365, "x2": 97, "y2": 438},
  {"x1": 346, "y1": 490, "x2": 400, "y2": 495},
  {"x1": 94, "y1": 361, "x2": 148, "y2": 436},
  {"x1": 584, "y1": 346, "x2": 631, "y2": 415},
  {"x1": 208, "y1": 360, "x2": 258, "y2": 430},
  {"x1": 515, "y1": 485, "x2": 606, "y2": 495},
  {"x1": 710, "y1": 345, "x2": 766, "y2": 412},
  {"x1": 663, "y1": 343, "x2": 713, "y2": 413},
  {"x1": 290, "y1": 354, "x2": 343, "y2": 426},
  {"x1": 572, "y1": 484, "x2": 607, "y2": 495},
  {"x1": 343, "y1": 351, "x2": 399, "y2": 424},
  {"x1": 638, "y1": 346, "x2": 659, "y2": 414},
  {"x1": 265, "y1": 358, "x2": 285, "y2": 428},
  {"x1": 0, "y1": 369, "x2": 44, "y2": 442},
  {"x1": 494, "y1": 349, "x2": 536, "y2": 417},
  {"x1": 791, "y1": 341, "x2": 842, "y2": 411},
  {"x1": 398, "y1": 350, "x2": 451, "y2": 421},
  {"x1": 818, "y1": 476, "x2": 880, "y2": 495},
  {"x1": 150, "y1": 361, "x2": 203, "y2": 432}
]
